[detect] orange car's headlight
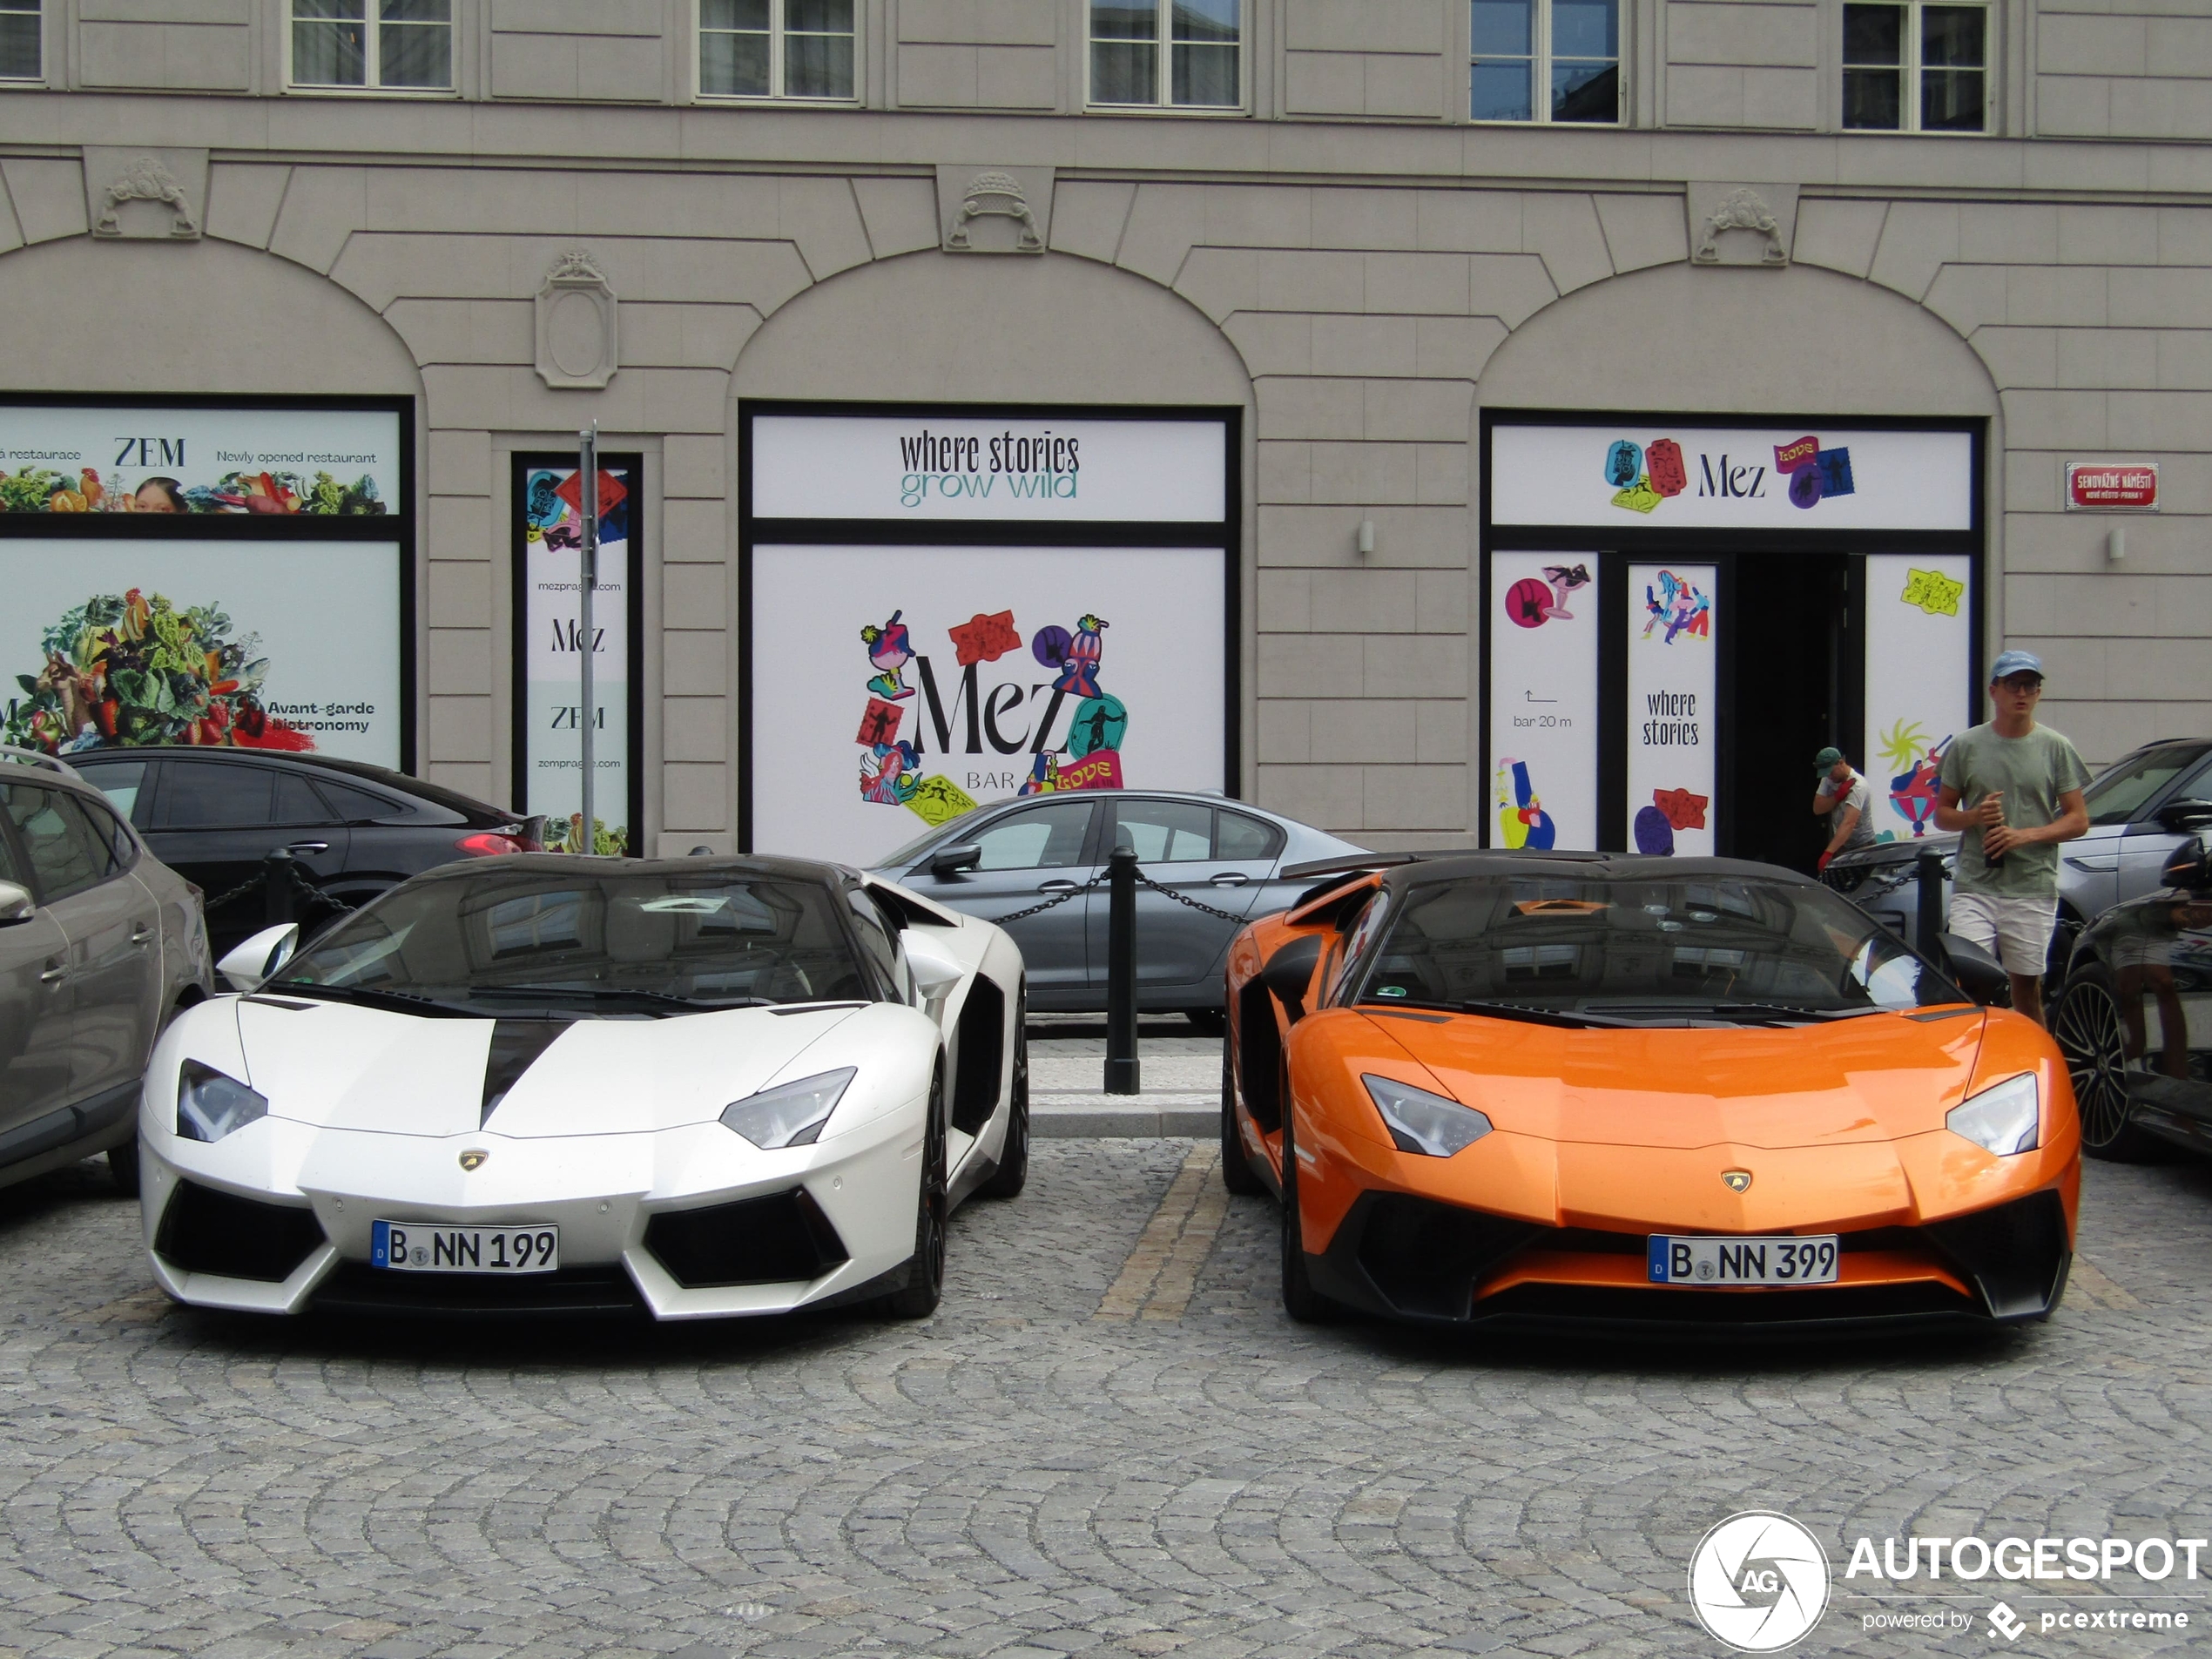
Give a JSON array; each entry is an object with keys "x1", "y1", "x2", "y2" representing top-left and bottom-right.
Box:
[
  {"x1": 1946, "y1": 1073, "x2": 2040, "y2": 1156},
  {"x1": 1363, "y1": 1075, "x2": 1493, "y2": 1158}
]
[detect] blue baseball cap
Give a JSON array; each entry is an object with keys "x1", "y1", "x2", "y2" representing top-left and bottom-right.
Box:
[{"x1": 1989, "y1": 649, "x2": 2044, "y2": 683}]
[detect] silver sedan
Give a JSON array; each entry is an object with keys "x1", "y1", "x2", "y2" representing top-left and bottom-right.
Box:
[{"x1": 871, "y1": 791, "x2": 1365, "y2": 1022}]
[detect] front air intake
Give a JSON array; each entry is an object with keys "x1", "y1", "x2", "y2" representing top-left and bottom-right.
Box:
[
  {"x1": 153, "y1": 1180, "x2": 326, "y2": 1283},
  {"x1": 644, "y1": 1188, "x2": 850, "y2": 1288}
]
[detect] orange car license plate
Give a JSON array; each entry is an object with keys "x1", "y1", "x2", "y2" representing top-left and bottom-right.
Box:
[{"x1": 1648, "y1": 1235, "x2": 1838, "y2": 1285}]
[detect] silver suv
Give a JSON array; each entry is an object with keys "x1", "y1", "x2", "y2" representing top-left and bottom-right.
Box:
[
  {"x1": 1824, "y1": 738, "x2": 2212, "y2": 976},
  {"x1": 1, "y1": 748, "x2": 212, "y2": 1194}
]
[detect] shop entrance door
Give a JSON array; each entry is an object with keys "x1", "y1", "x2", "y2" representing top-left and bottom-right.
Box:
[{"x1": 1724, "y1": 554, "x2": 1855, "y2": 870}]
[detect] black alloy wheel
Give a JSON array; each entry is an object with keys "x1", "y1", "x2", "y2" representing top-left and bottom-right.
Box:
[
  {"x1": 884, "y1": 1064, "x2": 949, "y2": 1316},
  {"x1": 1220, "y1": 1036, "x2": 1264, "y2": 1195},
  {"x1": 980, "y1": 983, "x2": 1029, "y2": 1199},
  {"x1": 1278, "y1": 1110, "x2": 1337, "y2": 1323},
  {"x1": 2054, "y1": 967, "x2": 2164, "y2": 1162}
]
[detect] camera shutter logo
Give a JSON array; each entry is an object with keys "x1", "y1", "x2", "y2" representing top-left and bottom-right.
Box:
[{"x1": 1687, "y1": 1512, "x2": 1831, "y2": 1651}]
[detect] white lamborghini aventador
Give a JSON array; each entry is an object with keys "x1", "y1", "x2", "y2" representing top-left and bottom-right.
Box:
[{"x1": 137, "y1": 854, "x2": 1028, "y2": 1320}]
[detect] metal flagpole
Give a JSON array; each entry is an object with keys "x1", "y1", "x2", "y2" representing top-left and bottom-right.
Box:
[{"x1": 577, "y1": 421, "x2": 598, "y2": 854}]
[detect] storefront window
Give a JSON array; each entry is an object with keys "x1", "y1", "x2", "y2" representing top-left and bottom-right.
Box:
[
  {"x1": 1090, "y1": 1, "x2": 1242, "y2": 110},
  {"x1": 700, "y1": 0, "x2": 856, "y2": 100},
  {"x1": 1471, "y1": 0, "x2": 1619, "y2": 124},
  {"x1": 291, "y1": 0, "x2": 452, "y2": 91},
  {"x1": 1844, "y1": 2, "x2": 1987, "y2": 132},
  {"x1": 0, "y1": 1, "x2": 39, "y2": 82}
]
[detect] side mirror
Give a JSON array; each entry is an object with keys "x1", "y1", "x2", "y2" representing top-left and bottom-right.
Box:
[
  {"x1": 900, "y1": 927, "x2": 966, "y2": 1008},
  {"x1": 217, "y1": 923, "x2": 300, "y2": 994},
  {"x1": 928, "y1": 843, "x2": 982, "y2": 878},
  {"x1": 1261, "y1": 934, "x2": 1325, "y2": 1024},
  {"x1": 2162, "y1": 835, "x2": 2212, "y2": 893},
  {"x1": 2155, "y1": 798, "x2": 2212, "y2": 834},
  {"x1": 1935, "y1": 931, "x2": 2011, "y2": 1007},
  {"x1": 0, "y1": 880, "x2": 33, "y2": 926}
]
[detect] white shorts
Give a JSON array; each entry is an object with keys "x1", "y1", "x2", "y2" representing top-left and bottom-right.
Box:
[{"x1": 1947, "y1": 890, "x2": 2058, "y2": 978}]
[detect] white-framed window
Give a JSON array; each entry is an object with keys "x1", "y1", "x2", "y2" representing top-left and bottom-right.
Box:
[
  {"x1": 1469, "y1": 0, "x2": 1619, "y2": 124},
  {"x1": 1089, "y1": 1, "x2": 1242, "y2": 111},
  {"x1": 1843, "y1": 1, "x2": 1988, "y2": 132},
  {"x1": 291, "y1": 0, "x2": 454, "y2": 92},
  {"x1": 0, "y1": 0, "x2": 40, "y2": 83},
  {"x1": 698, "y1": 0, "x2": 857, "y2": 101}
]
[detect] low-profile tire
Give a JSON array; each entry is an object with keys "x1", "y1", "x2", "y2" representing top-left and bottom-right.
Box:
[
  {"x1": 1278, "y1": 1112, "x2": 1337, "y2": 1324},
  {"x1": 979, "y1": 985, "x2": 1029, "y2": 1200},
  {"x1": 1186, "y1": 1008, "x2": 1226, "y2": 1037},
  {"x1": 108, "y1": 1136, "x2": 141, "y2": 1197},
  {"x1": 1220, "y1": 1038, "x2": 1264, "y2": 1196},
  {"x1": 881, "y1": 1065, "x2": 948, "y2": 1317},
  {"x1": 2054, "y1": 965, "x2": 2168, "y2": 1163}
]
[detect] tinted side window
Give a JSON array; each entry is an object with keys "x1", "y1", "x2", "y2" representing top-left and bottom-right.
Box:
[
  {"x1": 974, "y1": 801, "x2": 1098, "y2": 871},
  {"x1": 2086, "y1": 745, "x2": 2209, "y2": 827},
  {"x1": 1215, "y1": 810, "x2": 1285, "y2": 860},
  {"x1": 1114, "y1": 799, "x2": 1212, "y2": 862},
  {"x1": 273, "y1": 774, "x2": 333, "y2": 826},
  {"x1": 846, "y1": 890, "x2": 903, "y2": 998},
  {"x1": 2, "y1": 783, "x2": 113, "y2": 901},
  {"x1": 317, "y1": 779, "x2": 407, "y2": 822},
  {"x1": 154, "y1": 763, "x2": 273, "y2": 829},
  {"x1": 75, "y1": 795, "x2": 137, "y2": 868},
  {"x1": 74, "y1": 758, "x2": 152, "y2": 826}
]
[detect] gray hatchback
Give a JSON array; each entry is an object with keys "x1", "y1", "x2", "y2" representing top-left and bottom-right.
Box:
[
  {"x1": 0, "y1": 749, "x2": 212, "y2": 1194},
  {"x1": 872, "y1": 792, "x2": 1365, "y2": 1020}
]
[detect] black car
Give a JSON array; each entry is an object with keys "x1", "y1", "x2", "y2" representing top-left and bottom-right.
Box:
[
  {"x1": 2054, "y1": 833, "x2": 2212, "y2": 1163},
  {"x1": 65, "y1": 747, "x2": 543, "y2": 955}
]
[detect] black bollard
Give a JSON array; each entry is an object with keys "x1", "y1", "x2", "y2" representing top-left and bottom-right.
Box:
[
  {"x1": 1914, "y1": 848, "x2": 1946, "y2": 958},
  {"x1": 263, "y1": 848, "x2": 297, "y2": 927},
  {"x1": 1105, "y1": 846, "x2": 1140, "y2": 1096}
]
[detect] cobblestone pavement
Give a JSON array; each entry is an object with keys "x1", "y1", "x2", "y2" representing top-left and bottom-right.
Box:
[{"x1": 3, "y1": 1146, "x2": 2209, "y2": 1659}]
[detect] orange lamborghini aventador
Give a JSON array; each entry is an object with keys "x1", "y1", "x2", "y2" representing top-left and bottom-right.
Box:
[{"x1": 1222, "y1": 852, "x2": 2081, "y2": 1335}]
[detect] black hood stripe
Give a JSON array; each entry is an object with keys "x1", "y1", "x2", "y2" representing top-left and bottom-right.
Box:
[{"x1": 482, "y1": 1021, "x2": 572, "y2": 1127}]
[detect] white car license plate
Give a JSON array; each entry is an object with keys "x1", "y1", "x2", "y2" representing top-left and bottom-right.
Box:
[
  {"x1": 372, "y1": 1220, "x2": 558, "y2": 1274},
  {"x1": 1647, "y1": 1234, "x2": 1838, "y2": 1285}
]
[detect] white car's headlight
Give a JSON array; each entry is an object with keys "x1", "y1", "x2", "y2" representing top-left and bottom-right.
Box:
[
  {"x1": 1946, "y1": 1073, "x2": 2040, "y2": 1156},
  {"x1": 720, "y1": 1069, "x2": 856, "y2": 1149},
  {"x1": 1364, "y1": 1074, "x2": 1493, "y2": 1157},
  {"x1": 178, "y1": 1061, "x2": 268, "y2": 1143}
]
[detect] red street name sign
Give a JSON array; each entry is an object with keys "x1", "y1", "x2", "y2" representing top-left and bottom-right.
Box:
[{"x1": 2066, "y1": 461, "x2": 2159, "y2": 511}]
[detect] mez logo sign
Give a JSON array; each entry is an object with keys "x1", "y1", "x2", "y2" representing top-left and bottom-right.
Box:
[{"x1": 1605, "y1": 435, "x2": 1857, "y2": 516}]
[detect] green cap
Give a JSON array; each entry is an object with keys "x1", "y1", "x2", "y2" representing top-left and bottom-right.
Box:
[{"x1": 1814, "y1": 746, "x2": 1845, "y2": 772}]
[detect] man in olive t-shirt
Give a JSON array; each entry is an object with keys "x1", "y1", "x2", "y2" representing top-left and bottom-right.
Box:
[{"x1": 1933, "y1": 650, "x2": 2092, "y2": 1026}]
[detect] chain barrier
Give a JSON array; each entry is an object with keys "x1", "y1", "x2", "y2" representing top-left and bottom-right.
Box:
[
  {"x1": 195, "y1": 860, "x2": 357, "y2": 923},
  {"x1": 993, "y1": 864, "x2": 1254, "y2": 927}
]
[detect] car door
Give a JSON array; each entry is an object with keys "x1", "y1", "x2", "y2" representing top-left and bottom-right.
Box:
[
  {"x1": 894, "y1": 798, "x2": 1103, "y2": 1001},
  {"x1": 0, "y1": 799, "x2": 75, "y2": 1156},
  {"x1": 142, "y1": 759, "x2": 351, "y2": 951},
  {"x1": 1, "y1": 781, "x2": 160, "y2": 1112},
  {"x1": 1086, "y1": 799, "x2": 1273, "y2": 1003}
]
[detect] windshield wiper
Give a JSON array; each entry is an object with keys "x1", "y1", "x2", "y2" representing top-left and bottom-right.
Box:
[
  {"x1": 1363, "y1": 997, "x2": 1654, "y2": 1029},
  {"x1": 464, "y1": 985, "x2": 779, "y2": 1011},
  {"x1": 1700, "y1": 1001, "x2": 1896, "y2": 1024},
  {"x1": 265, "y1": 982, "x2": 482, "y2": 1019}
]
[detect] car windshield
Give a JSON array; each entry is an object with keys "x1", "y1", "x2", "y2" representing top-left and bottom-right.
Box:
[
  {"x1": 1347, "y1": 872, "x2": 1963, "y2": 1023},
  {"x1": 269, "y1": 868, "x2": 876, "y2": 1013},
  {"x1": 2082, "y1": 745, "x2": 2210, "y2": 827}
]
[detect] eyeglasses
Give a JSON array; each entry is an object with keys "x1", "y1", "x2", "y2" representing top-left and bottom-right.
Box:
[{"x1": 1993, "y1": 676, "x2": 2044, "y2": 693}]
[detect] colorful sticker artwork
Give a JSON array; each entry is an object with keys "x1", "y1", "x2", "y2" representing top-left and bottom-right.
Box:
[
  {"x1": 856, "y1": 697, "x2": 904, "y2": 747},
  {"x1": 1066, "y1": 694, "x2": 1128, "y2": 759},
  {"x1": 1633, "y1": 805, "x2": 1674, "y2": 855},
  {"x1": 948, "y1": 609, "x2": 1022, "y2": 667},
  {"x1": 1900, "y1": 568, "x2": 1965, "y2": 617},
  {"x1": 1878, "y1": 719, "x2": 1951, "y2": 840},
  {"x1": 1604, "y1": 441, "x2": 1643, "y2": 489},
  {"x1": 906, "y1": 772, "x2": 979, "y2": 826},
  {"x1": 1773, "y1": 435, "x2": 1820, "y2": 475},
  {"x1": 860, "y1": 611, "x2": 915, "y2": 700},
  {"x1": 1505, "y1": 565, "x2": 1588, "y2": 629},
  {"x1": 1640, "y1": 570, "x2": 1712, "y2": 644},
  {"x1": 1645, "y1": 440, "x2": 1688, "y2": 498},
  {"x1": 1610, "y1": 477, "x2": 1662, "y2": 515},
  {"x1": 1602, "y1": 435, "x2": 1856, "y2": 515},
  {"x1": 1494, "y1": 757, "x2": 1557, "y2": 851},
  {"x1": 1652, "y1": 787, "x2": 1709, "y2": 831}
]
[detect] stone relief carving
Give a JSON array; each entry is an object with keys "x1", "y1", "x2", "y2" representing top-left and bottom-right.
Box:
[
  {"x1": 935, "y1": 165, "x2": 1055, "y2": 254},
  {"x1": 1685, "y1": 183, "x2": 1799, "y2": 268},
  {"x1": 534, "y1": 249, "x2": 620, "y2": 390},
  {"x1": 84, "y1": 147, "x2": 206, "y2": 240}
]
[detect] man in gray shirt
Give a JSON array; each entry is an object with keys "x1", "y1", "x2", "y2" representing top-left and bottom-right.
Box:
[
  {"x1": 1811, "y1": 746, "x2": 1878, "y2": 873},
  {"x1": 1932, "y1": 650, "x2": 2092, "y2": 1027}
]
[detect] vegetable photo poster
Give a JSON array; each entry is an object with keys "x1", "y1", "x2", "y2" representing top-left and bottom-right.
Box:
[
  {"x1": 0, "y1": 540, "x2": 403, "y2": 765},
  {"x1": 514, "y1": 455, "x2": 642, "y2": 857}
]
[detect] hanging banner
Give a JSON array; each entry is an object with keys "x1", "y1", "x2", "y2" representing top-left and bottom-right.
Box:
[
  {"x1": 1863, "y1": 553, "x2": 1973, "y2": 845},
  {"x1": 0, "y1": 403, "x2": 398, "y2": 516},
  {"x1": 514, "y1": 455, "x2": 642, "y2": 856},
  {"x1": 1625, "y1": 563, "x2": 1717, "y2": 857},
  {"x1": 1487, "y1": 552, "x2": 1599, "y2": 850},
  {"x1": 750, "y1": 543, "x2": 1226, "y2": 867},
  {"x1": 1491, "y1": 424, "x2": 1973, "y2": 531}
]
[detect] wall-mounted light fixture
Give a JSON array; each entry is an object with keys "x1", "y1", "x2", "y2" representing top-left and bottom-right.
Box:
[
  {"x1": 2107, "y1": 526, "x2": 2126, "y2": 563},
  {"x1": 1356, "y1": 519, "x2": 1375, "y2": 556}
]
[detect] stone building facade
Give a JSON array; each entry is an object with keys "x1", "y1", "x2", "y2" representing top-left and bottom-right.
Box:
[{"x1": 0, "y1": 0, "x2": 2205, "y2": 861}]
